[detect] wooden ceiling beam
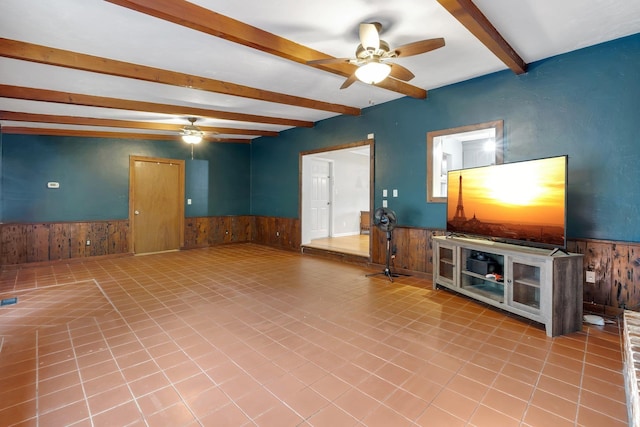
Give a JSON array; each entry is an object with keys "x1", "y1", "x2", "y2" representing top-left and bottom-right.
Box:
[
  {"x1": 106, "y1": 0, "x2": 428, "y2": 99},
  {"x1": 0, "y1": 38, "x2": 359, "y2": 117},
  {"x1": 0, "y1": 111, "x2": 278, "y2": 137},
  {"x1": 0, "y1": 126, "x2": 251, "y2": 143},
  {"x1": 0, "y1": 85, "x2": 313, "y2": 128},
  {"x1": 436, "y1": 0, "x2": 527, "y2": 74}
]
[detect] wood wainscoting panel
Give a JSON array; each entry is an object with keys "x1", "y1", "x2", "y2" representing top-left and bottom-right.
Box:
[
  {"x1": 183, "y1": 216, "x2": 254, "y2": 249},
  {"x1": 0, "y1": 220, "x2": 130, "y2": 265},
  {"x1": 583, "y1": 241, "x2": 614, "y2": 306},
  {"x1": 613, "y1": 243, "x2": 640, "y2": 310},
  {"x1": 49, "y1": 223, "x2": 72, "y2": 261},
  {"x1": 195, "y1": 217, "x2": 210, "y2": 247},
  {"x1": 370, "y1": 225, "x2": 434, "y2": 275},
  {"x1": 27, "y1": 224, "x2": 50, "y2": 263},
  {"x1": 233, "y1": 215, "x2": 254, "y2": 243},
  {"x1": 253, "y1": 216, "x2": 300, "y2": 251}
]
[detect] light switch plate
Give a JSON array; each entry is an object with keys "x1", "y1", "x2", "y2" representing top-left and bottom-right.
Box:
[
  {"x1": 382, "y1": 189, "x2": 387, "y2": 197},
  {"x1": 393, "y1": 189, "x2": 398, "y2": 197},
  {"x1": 382, "y1": 199, "x2": 388, "y2": 208}
]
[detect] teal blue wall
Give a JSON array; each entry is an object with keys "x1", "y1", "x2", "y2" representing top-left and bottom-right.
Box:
[
  {"x1": 2, "y1": 135, "x2": 250, "y2": 222},
  {"x1": 2, "y1": 34, "x2": 639, "y2": 242},
  {"x1": 250, "y1": 34, "x2": 640, "y2": 242}
]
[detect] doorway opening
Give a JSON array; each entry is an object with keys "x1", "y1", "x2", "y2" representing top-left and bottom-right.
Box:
[{"x1": 300, "y1": 140, "x2": 373, "y2": 258}]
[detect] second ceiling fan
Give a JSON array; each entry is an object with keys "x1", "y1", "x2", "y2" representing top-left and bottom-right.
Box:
[{"x1": 309, "y1": 22, "x2": 445, "y2": 89}]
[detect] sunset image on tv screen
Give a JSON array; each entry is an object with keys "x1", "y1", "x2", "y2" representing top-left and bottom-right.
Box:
[{"x1": 447, "y1": 156, "x2": 566, "y2": 248}]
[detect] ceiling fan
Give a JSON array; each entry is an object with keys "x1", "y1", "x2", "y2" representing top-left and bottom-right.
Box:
[
  {"x1": 308, "y1": 22, "x2": 445, "y2": 89},
  {"x1": 180, "y1": 117, "x2": 206, "y2": 144}
]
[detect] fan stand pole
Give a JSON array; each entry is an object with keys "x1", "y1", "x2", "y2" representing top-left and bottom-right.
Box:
[{"x1": 366, "y1": 230, "x2": 398, "y2": 282}]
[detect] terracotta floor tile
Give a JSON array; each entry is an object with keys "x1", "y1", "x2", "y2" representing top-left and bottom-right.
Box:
[
  {"x1": 0, "y1": 245, "x2": 628, "y2": 426},
  {"x1": 233, "y1": 386, "x2": 278, "y2": 419},
  {"x1": 251, "y1": 400, "x2": 304, "y2": 426},
  {"x1": 75, "y1": 348, "x2": 114, "y2": 370},
  {"x1": 333, "y1": 387, "x2": 379, "y2": 421},
  {"x1": 0, "y1": 370, "x2": 37, "y2": 395},
  {"x1": 415, "y1": 405, "x2": 466, "y2": 427},
  {"x1": 523, "y1": 404, "x2": 575, "y2": 427},
  {"x1": 173, "y1": 372, "x2": 217, "y2": 400},
  {"x1": 530, "y1": 388, "x2": 578, "y2": 422},
  {"x1": 0, "y1": 400, "x2": 38, "y2": 425},
  {"x1": 82, "y1": 370, "x2": 127, "y2": 397},
  {"x1": 480, "y1": 387, "x2": 527, "y2": 421},
  {"x1": 136, "y1": 386, "x2": 183, "y2": 416},
  {"x1": 470, "y1": 404, "x2": 521, "y2": 427},
  {"x1": 310, "y1": 374, "x2": 351, "y2": 401},
  {"x1": 306, "y1": 403, "x2": 359, "y2": 426},
  {"x1": 446, "y1": 374, "x2": 490, "y2": 401},
  {"x1": 383, "y1": 388, "x2": 429, "y2": 421},
  {"x1": 38, "y1": 399, "x2": 89, "y2": 427},
  {"x1": 38, "y1": 383, "x2": 86, "y2": 415},
  {"x1": 144, "y1": 401, "x2": 196, "y2": 427},
  {"x1": 431, "y1": 388, "x2": 479, "y2": 423},
  {"x1": 90, "y1": 400, "x2": 143, "y2": 427},
  {"x1": 285, "y1": 386, "x2": 330, "y2": 418},
  {"x1": 577, "y1": 404, "x2": 629, "y2": 427},
  {"x1": 541, "y1": 362, "x2": 583, "y2": 387},
  {"x1": 38, "y1": 370, "x2": 81, "y2": 396},
  {"x1": 79, "y1": 359, "x2": 120, "y2": 381},
  {"x1": 361, "y1": 403, "x2": 414, "y2": 427},
  {"x1": 86, "y1": 384, "x2": 134, "y2": 416},
  {"x1": 579, "y1": 389, "x2": 628, "y2": 422}
]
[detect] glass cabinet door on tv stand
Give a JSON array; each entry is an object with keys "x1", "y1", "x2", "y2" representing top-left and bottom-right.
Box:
[
  {"x1": 435, "y1": 243, "x2": 456, "y2": 287},
  {"x1": 508, "y1": 260, "x2": 544, "y2": 313}
]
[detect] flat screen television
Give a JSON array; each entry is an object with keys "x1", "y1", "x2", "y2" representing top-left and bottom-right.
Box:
[{"x1": 446, "y1": 155, "x2": 567, "y2": 250}]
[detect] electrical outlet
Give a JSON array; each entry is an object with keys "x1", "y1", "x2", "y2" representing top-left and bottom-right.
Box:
[
  {"x1": 276, "y1": 231, "x2": 280, "y2": 237},
  {"x1": 85, "y1": 240, "x2": 91, "y2": 246},
  {"x1": 586, "y1": 271, "x2": 596, "y2": 283}
]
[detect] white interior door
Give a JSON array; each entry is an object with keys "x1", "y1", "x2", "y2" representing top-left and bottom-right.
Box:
[{"x1": 309, "y1": 159, "x2": 331, "y2": 240}]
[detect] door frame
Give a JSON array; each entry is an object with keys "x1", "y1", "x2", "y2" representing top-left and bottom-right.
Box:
[
  {"x1": 299, "y1": 138, "x2": 374, "y2": 257},
  {"x1": 129, "y1": 155, "x2": 185, "y2": 254}
]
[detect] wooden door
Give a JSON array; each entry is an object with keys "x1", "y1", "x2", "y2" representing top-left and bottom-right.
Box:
[{"x1": 130, "y1": 156, "x2": 184, "y2": 254}]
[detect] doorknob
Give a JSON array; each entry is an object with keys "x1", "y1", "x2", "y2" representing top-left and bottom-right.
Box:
[{"x1": 134, "y1": 210, "x2": 140, "y2": 215}]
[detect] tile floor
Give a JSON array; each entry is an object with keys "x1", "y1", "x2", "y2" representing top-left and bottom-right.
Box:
[{"x1": 0, "y1": 243, "x2": 628, "y2": 426}]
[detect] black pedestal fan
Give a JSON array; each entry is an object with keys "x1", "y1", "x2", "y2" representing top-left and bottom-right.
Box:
[{"x1": 366, "y1": 207, "x2": 408, "y2": 282}]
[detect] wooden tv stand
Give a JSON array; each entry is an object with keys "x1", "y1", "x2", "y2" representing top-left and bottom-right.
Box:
[{"x1": 433, "y1": 236, "x2": 583, "y2": 337}]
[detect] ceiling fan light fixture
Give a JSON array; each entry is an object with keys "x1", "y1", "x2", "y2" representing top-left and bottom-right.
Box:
[
  {"x1": 355, "y1": 60, "x2": 391, "y2": 84},
  {"x1": 181, "y1": 117, "x2": 204, "y2": 144},
  {"x1": 181, "y1": 132, "x2": 203, "y2": 144}
]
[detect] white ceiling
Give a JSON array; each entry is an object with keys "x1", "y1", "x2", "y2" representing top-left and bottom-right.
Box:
[{"x1": 1, "y1": 0, "x2": 639, "y2": 142}]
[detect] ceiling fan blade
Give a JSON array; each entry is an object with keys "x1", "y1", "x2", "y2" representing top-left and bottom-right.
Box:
[
  {"x1": 393, "y1": 37, "x2": 445, "y2": 58},
  {"x1": 359, "y1": 23, "x2": 381, "y2": 50},
  {"x1": 389, "y1": 63, "x2": 415, "y2": 81},
  {"x1": 307, "y1": 57, "x2": 351, "y2": 65},
  {"x1": 340, "y1": 73, "x2": 358, "y2": 89}
]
